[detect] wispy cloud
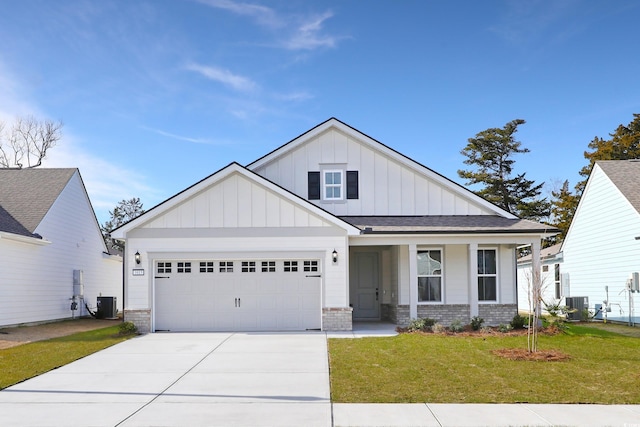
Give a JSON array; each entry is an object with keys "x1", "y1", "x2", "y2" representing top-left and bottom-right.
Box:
[
  {"x1": 196, "y1": 0, "x2": 340, "y2": 51},
  {"x1": 285, "y1": 11, "x2": 337, "y2": 50},
  {"x1": 142, "y1": 126, "x2": 225, "y2": 145},
  {"x1": 185, "y1": 63, "x2": 257, "y2": 92},
  {"x1": 195, "y1": 0, "x2": 281, "y2": 29}
]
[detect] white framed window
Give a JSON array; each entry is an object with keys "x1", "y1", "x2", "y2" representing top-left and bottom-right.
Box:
[
  {"x1": 284, "y1": 261, "x2": 298, "y2": 272},
  {"x1": 303, "y1": 260, "x2": 319, "y2": 272},
  {"x1": 199, "y1": 261, "x2": 214, "y2": 273},
  {"x1": 323, "y1": 170, "x2": 343, "y2": 200},
  {"x1": 417, "y1": 249, "x2": 442, "y2": 302},
  {"x1": 478, "y1": 249, "x2": 497, "y2": 301},
  {"x1": 554, "y1": 264, "x2": 561, "y2": 299},
  {"x1": 157, "y1": 262, "x2": 172, "y2": 274},
  {"x1": 177, "y1": 262, "x2": 191, "y2": 273},
  {"x1": 219, "y1": 261, "x2": 234, "y2": 273},
  {"x1": 261, "y1": 261, "x2": 276, "y2": 272},
  {"x1": 241, "y1": 261, "x2": 256, "y2": 273}
]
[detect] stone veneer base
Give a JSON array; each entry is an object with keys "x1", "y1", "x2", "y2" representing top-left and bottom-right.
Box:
[
  {"x1": 124, "y1": 309, "x2": 151, "y2": 334},
  {"x1": 322, "y1": 307, "x2": 353, "y2": 331}
]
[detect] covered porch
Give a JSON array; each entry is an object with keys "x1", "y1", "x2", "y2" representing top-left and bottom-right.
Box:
[{"x1": 343, "y1": 216, "x2": 555, "y2": 328}]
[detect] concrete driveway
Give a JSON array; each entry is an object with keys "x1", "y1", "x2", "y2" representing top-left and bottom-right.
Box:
[{"x1": 0, "y1": 332, "x2": 331, "y2": 427}]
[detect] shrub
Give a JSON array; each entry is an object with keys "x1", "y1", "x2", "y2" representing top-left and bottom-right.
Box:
[
  {"x1": 470, "y1": 316, "x2": 484, "y2": 331},
  {"x1": 449, "y1": 319, "x2": 464, "y2": 333},
  {"x1": 432, "y1": 323, "x2": 446, "y2": 333},
  {"x1": 406, "y1": 317, "x2": 436, "y2": 332},
  {"x1": 498, "y1": 323, "x2": 513, "y2": 333},
  {"x1": 510, "y1": 314, "x2": 527, "y2": 330},
  {"x1": 118, "y1": 321, "x2": 138, "y2": 335}
]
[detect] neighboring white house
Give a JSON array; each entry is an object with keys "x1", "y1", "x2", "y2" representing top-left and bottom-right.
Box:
[
  {"x1": 559, "y1": 160, "x2": 640, "y2": 323},
  {"x1": 112, "y1": 118, "x2": 556, "y2": 333},
  {"x1": 516, "y1": 243, "x2": 563, "y2": 314},
  {"x1": 0, "y1": 168, "x2": 122, "y2": 327}
]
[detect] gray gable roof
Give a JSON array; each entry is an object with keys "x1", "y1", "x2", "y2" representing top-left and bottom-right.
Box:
[
  {"x1": 0, "y1": 168, "x2": 76, "y2": 235},
  {"x1": 597, "y1": 160, "x2": 640, "y2": 213},
  {"x1": 339, "y1": 215, "x2": 558, "y2": 234}
]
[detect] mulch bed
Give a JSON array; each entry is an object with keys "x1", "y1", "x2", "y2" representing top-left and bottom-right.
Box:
[{"x1": 492, "y1": 348, "x2": 571, "y2": 361}]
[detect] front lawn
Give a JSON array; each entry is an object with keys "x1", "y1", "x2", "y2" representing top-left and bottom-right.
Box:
[
  {"x1": 0, "y1": 325, "x2": 134, "y2": 389},
  {"x1": 328, "y1": 323, "x2": 640, "y2": 403}
]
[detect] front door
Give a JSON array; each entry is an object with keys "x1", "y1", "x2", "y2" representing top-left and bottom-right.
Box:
[{"x1": 351, "y1": 252, "x2": 380, "y2": 320}]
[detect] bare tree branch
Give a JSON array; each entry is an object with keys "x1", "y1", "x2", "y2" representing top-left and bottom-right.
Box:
[{"x1": 0, "y1": 115, "x2": 63, "y2": 169}]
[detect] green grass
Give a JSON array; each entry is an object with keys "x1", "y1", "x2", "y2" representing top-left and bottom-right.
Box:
[
  {"x1": 0, "y1": 326, "x2": 134, "y2": 389},
  {"x1": 328, "y1": 324, "x2": 640, "y2": 404}
]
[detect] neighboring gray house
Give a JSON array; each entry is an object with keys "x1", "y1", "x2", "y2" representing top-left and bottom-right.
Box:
[
  {"x1": 0, "y1": 168, "x2": 122, "y2": 327},
  {"x1": 559, "y1": 160, "x2": 640, "y2": 323},
  {"x1": 112, "y1": 118, "x2": 556, "y2": 333}
]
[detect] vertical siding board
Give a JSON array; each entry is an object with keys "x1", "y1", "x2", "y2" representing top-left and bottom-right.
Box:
[
  {"x1": 265, "y1": 191, "x2": 281, "y2": 227},
  {"x1": 236, "y1": 175, "x2": 253, "y2": 227},
  {"x1": 251, "y1": 184, "x2": 267, "y2": 228},
  {"x1": 387, "y1": 161, "x2": 402, "y2": 215},
  {"x1": 210, "y1": 183, "x2": 224, "y2": 227},
  {"x1": 374, "y1": 153, "x2": 389, "y2": 214},
  {"x1": 223, "y1": 174, "x2": 238, "y2": 227}
]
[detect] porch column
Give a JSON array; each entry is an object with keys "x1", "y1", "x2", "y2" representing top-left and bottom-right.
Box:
[
  {"x1": 408, "y1": 243, "x2": 418, "y2": 319},
  {"x1": 469, "y1": 243, "x2": 478, "y2": 317},
  {"x1": 531, "y1": 239, "x2": 542, "y2": 316}
]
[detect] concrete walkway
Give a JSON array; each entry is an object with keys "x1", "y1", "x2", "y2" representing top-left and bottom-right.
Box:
[{"x1": 1, "y1": 326, "x2": 639, "y2": 426}]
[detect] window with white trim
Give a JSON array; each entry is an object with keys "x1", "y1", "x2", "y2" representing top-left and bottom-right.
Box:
[
  {"x1": 323, "y1": 170, "x2": 343, "y2": 200},
  {"x1": 219, "y1": 261, "x2": 234, "y2": 273},
  {"x1": 478, "y1": 249, "x2": 497, "y2": 301},
  {"x1": 177, "y1": 262, "x2": 191, "y2": 273},
  {"x1": 417, "y1": 250, "x2": 442, "y2": 302},
  {"x1": 241, "y1": 261, "x2": 256, "y2": 273},
  {"x1": 157, "y1": 262, "x2": 172, "y2": 274},
  {"x1": 284, "y1": 261, "x2": 298, "y2": 272},
  {"x1": 554, "y1": 264, "x2": 561, "y2": 299},
  {"x1": 199, "y1": 261, "x2": 214, "y2": 273},
  {"x1": 303, "y1": 260, "x2": 318, "y2": 272},
  {"x1": 261, "y1": 261, "x2": 276, "y2": 272}
]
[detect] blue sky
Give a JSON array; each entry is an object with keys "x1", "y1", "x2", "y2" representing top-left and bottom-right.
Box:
[{"x1": 1, "y1": 0, "x2": 639, "y2": 224}]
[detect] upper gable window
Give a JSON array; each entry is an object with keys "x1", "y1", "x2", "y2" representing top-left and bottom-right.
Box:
[
  {"x1": 308, "y1": 170, "x2": 358, "y2": 201},
  {"x1": 323, "y1": 170, "x2": 343, "y2": 200}
]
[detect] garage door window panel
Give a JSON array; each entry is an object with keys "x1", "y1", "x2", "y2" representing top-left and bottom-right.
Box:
[
  {"x1": 261, "y1": 261, "x2": 276, "y2": 272},
  {"x1": 157, "y1": 262, "x2": 172, "y2": 274},
  {"x1": 199, "y1": 261, "x2": 214, "y2": 273},
  {"x1": 220, "y1": 261, "x2": 234, "y2": 273},
  {"x1": 284, "y1": 261, "x2": 298, "y2": 272},
  {"x1": 177, "y1": 262, "x2": 191, "y2": 273},
  {"x1": 242, "y1": 261, "x2": 256, "y2": 272}
]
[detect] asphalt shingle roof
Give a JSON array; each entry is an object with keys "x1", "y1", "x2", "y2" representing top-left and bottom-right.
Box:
[
  {"x1": 0, "y1": 168, "x2": 76, "y2": 236},
  {"x1": 596, "y1": 160, "x2": 640, "y2": 213},
  {"x1": 338, "y1": 215, "x2": 558, "y2": 234}
]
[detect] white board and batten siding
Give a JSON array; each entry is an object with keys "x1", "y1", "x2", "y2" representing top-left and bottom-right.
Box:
[
  {"x1": 561, "y1": 164, "x2": 640, "y2": 313},
  {"x1": 251, "y1": 128, "x2": 494, "y2": 217},
  {"x1": 0, "y1": 172, "x2": 122, "y2": 327}
]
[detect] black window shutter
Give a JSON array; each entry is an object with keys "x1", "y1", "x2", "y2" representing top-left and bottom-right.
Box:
[
  {"x1": 308, "y1": 171, "x2": 320, "y2": 200},
  {"x1": 346, "y1": 171, "x2": 359, "y2": 199}
]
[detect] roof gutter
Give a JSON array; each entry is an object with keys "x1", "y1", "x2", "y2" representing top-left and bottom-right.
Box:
[{"x1": 0, "y1": 231, "x2": 51, "y2": 246}]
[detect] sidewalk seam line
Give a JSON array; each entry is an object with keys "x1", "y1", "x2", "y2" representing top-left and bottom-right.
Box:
[
  {"x1": 425, "y1": 403, "x2": 443, "y2": 427},
  {"x1": 114, "y1": 332, "x2": 236, "y2": 426}
]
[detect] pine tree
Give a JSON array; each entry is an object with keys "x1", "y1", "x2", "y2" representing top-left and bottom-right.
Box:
[
  {"x1": 548, "y1": 180, "x2": 579, "y2": 244},
  {"x1": 577, "y1": 113, "x2": 640, "y2": 193},
  {"x1": 101, "y1": 198, "x2": 145, "y2": 253},
  {"x1": 458, "y1": 119, "x2": 550, "y2": 221}
]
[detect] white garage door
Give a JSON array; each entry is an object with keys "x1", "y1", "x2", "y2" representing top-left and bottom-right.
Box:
[{"x1": 154, "y1": 258, "x2": 321, "y2": 332}]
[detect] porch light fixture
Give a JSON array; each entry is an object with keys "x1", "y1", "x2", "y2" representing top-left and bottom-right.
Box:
[
  {"x1": 135, "y1": 251, "x2": 141, "y2": 265},
  {"x1": 332, "y1": 249, "x2": 338, "y2": 264}
]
